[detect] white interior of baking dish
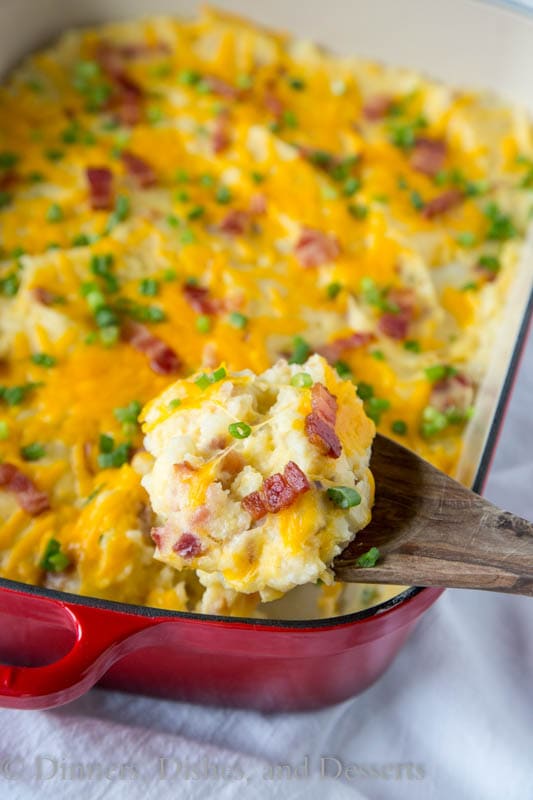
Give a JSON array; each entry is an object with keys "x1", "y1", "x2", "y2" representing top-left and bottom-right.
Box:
[{"x1": 1, "y1": 0, "x2": 532, "y2": 618}]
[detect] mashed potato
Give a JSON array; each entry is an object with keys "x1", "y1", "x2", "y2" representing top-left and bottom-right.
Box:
[
  {"x1": 0, "y1": 8, "x2": 531, "y2": 617},
  {"x1": 141, "y1": 355, "x2": 375, "y2": 603}
]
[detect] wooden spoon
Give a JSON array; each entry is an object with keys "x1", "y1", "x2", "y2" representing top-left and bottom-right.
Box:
[{"x1": 334, "y1": 433, "x2": 533, "y2": 596}]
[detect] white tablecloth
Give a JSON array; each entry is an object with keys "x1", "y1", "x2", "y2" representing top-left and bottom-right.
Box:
[{"x1": 1, "y1": 330, "x2": 532, "y2": 800}]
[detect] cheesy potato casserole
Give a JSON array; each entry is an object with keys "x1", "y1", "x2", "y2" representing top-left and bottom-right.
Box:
[{"x1": 0, "y1": 8, "x2": 532, "y2": 616}]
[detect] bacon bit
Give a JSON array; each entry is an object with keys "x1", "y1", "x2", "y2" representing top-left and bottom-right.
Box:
[
  {"x1": 122, "y1": 320, "x2": 182, "y2": 375},
  {"x1": 410, "y1": 138, "x2": 447, "y2": 177},
  {"x1": 316, "y1": 332, "x2": 374, "y2": 363},
  {"x1": 262, "y1": 473, "x2": 294, "y2": 513},
  {"x1": 112, "y1": 75, "x2": 143, "y2": 126},
  {"x1": 422, "y1": 189, "x2": 463, "y2": 219},
  {"x1": 283, "y1": 461, "x2": 311, "y2": 494},
  {"x1": 150, "y1": 527, "x2": 163, "y2": 549},
  {"x1": 173, "y1": 532, "x2": 202, "y2": 559},
  {"x1": 96, "y1": 44, "x2": 144, "y2": 126},
  {"x1": 430, "y1": 373, "x2": 474, "y2": 414},
  {"x1": 121, "y1": 150, "x2": 156, "y2": 188},
  {"x1": 182, "y1": 284, "x2": 219, "y2": 314},
  {"x1": 211, "y1": 110, "x2": 231, "y2": 155},
  {"x1": 378, "y1": 312, "x2": 409, "y2": 340},
  {"x1": 191, "y1": 506, "x2": 210, "y2": 526},
  {"x1": 173, "y1": 461, "x2": 197, "y2": 478},
  {"x1": 86, "y1": 166, "x2": 114, "y2": 210},
  {"x1": 241, "y1": 490, "x2": 267, "y2": 521},
  {"x1": 294, "y1": 227, "x2": 341, "y2": 268},
  {"x1": 241, "y1": 462, "x2": 311, "y2": 520},
  {"x1": 203, "y1": 74, "x2": 240, "y2": 100},
  {"x1": 264, "y1": 89, "x2": 284, "y2": 119},
  {"x1": 0, "y1": 463, "x2": 50, "y2": 516},
  {"x1": 248, "y1": 193, "x2": 267, "y2": 215},
  {"x1": 218, "y1": 209, "x2": 249, "y2": 236},
  {"x1": 362, "y1": 95, "x2": 393, "y2": 121},
  {"x1": 32, "y1": 286, "x2": 57, "y2": 306},
  {"x1": 387, "y1": 287, "x2": 416, "y2": 316},
  {"x1": 0, "y1": 171, "x2": 17, "y2": 191},
  {"x1": 305, "y1": 383, "x2": 341, "y2": 458}
]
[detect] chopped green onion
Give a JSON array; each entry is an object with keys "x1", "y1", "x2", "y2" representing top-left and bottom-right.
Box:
[
  {"x1": 228, "y1": 421, "x2": 252, "y2": 439},
  {"x1": 40, "y1": 538, "x2": 70, "y2": 572},
  {"x1": 21, "y1": 442, "x2": 45, "y2": 461},
  {"x1": 0, "y1": 420, "x2": 9, "y2": 440},
  {"x1": 334, "y1": 360, "x2": 352, "y2": 380},
  {"x1": 327, "y1": 282, "x2": 342, "y2": 299},
  {"x1": 139, "y1": 278, "x2": 159, "y2": 296},
  {"x1": 113, "y1": 400, "x2": 142, "y2": 425},
  {"x1": 348, "y1": 203, "x2": 368, "y2": 219},
  {"x1": 343, "y1": 177, "x2": 361, "y2": 197},
  {"x1": 215, "y1": 185, "x2": 232, "y2": 204},
  {"x1": 291, "y1": 372, "x2": 313, "y2": 388},
  {"x1": 478, "y1": 255, "x2": 500, "y2": 273},
  {"x1": 424, "y1": 364, "x2": 458, "y2": 382},
  {"x1": 187, "y1": 205, "x2": 205, "y2": 221},
  {"x1": 391, "y1": 420, "x2": 408, "y2": 435},
  {"x1": 371, "y1": 349, "x2": 386, "y2": 361},
  {"x1": 404, "y1": 339, "x2": 421, "y2": 353},
  {"x1": 326, "y1": 486, "x2": 362, "y2": 509},
  {"x1": 228, "y1": 311, "x2": 248, "y2": 329},
  {"x1": 168, "y1": 398, "x2": 182, "y2": 410},
  {"x1": 0, "y1": 383, "x2": 41, "y2": 406},
  {"x1": 356, "y1": 382, "x2": 374, "y2": 401},
  {"x1": 288, "y1": 335, "x2": 310, "y2": 365},
  {"x1": 31, "y1": 353, "x2": 56, "y2": 368},
  {"x1": 356, "y1": 546, "x2": 380, "y2": 568},
  {"x1": 365, "y1": 396, "x2": 391, "y2": 424},
  {"x1": 196, "y1": 314, "x2": 211, "y2": 333},
  {"x1": 282, "y1": 110, "x2": 298, "y2": 129},
  {"x1": 456, "y1": 231, "x2": 476, "y2": 247},
  {"x1": 288, "y1": 76, "x2": 306, "y2": 91},
  {"x1": 410, "y1": 190, "x2": 424, "y2": 211},
  {"x1": 0, "y1": 152, "x2": 19, "y2": 170},
  {"x1": 46, "y1": 203, "x2": 63, "y2": 223}
]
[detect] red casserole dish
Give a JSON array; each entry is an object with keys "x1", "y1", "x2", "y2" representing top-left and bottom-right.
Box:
[{"x1": 0, "y1": 0, "x2": 532, "y2": 711}]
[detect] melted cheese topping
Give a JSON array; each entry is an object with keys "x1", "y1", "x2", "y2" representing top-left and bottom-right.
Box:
[{"x1": 0, "y1": 8, "x2": 531, "y2": 614}]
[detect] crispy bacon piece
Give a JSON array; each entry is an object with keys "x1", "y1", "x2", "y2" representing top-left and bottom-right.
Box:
[
  {"x1": 264, "y1": 89, "x2": 284, "y2": 119},
  {"x1": 422, "y1": 189, "x2": 463, "y2": 219},
  {"x1": 86, "y1": 166, "x2": 113, "y2": 210},
  {"x1": 316, "y1": 332, "x2": 374, "y2": 363},
  {"x1": 96, "y1": 43, "x2": 144, "y2": 126},
  {"x1": 283, "y1": 461, "x2": 311, "y2": 494},
  {"x1": 0, "y1": 171, "x2": 17, "y2": 191},
  {"x1": 410, "y1": 138, "x2": 447, "y2": 177},
  {"x1": 362, "y1": 95, "x2": 393, "y2": 121},
  {"x1": 211, "y1": 110, "x2": 231, "y2": 155},
  {"x1": 378, "y1": 312, "x2": 409, "y2": 340},
  {"x1": 0, "y1": 463, "x2": 50, "y2": 516},
  {"x1": 150, "y1": 527, "x2": 163, "y2": 548},
  {"x1": 241, "y1": 462, "x2": 311, "y2": 521},
  {"x1": 112, "y1": 75, "x2": 143, "y2": 126},
  {"x1": 121, "y1": 150, "x2": 156, "y2": 188},
  {"x1": 378, "y1": 287, "x2": 416, "y2": 340},
  {"x1": 430, "y1": 373, "x2": 474, "y2": 415},
  {"x1": 203, "y1": 74, "x2": 240, "y2": 100},
  {"x1": 305, "y1": 383, "x2": 341, "y2": 458},
  {"x1": 294, "y1": 227, "x2": 341, "y2": 268},
  {"x1": 32, "y1": 286, "x2": 57, "y2": 306},
  {"x1": 241, "y1": 490, "x2": 267, "y2": 521},
  {"x1": 122, "y1": 321, "x2": 181, "y2": 375},
  {"x1": 173, "y1": 532, "x2": 203, "y2": 558},
  {"x1": 218, "y1": 209, "x2": 249, "y2": 236},
  {"x1": 182, "y1": 284, "x2": 219, "y2": 314}
]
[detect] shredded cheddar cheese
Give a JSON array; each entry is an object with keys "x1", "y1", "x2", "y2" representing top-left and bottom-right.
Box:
[{"x1": 0, "y1": 9, "x2": 531, "y2": 615}]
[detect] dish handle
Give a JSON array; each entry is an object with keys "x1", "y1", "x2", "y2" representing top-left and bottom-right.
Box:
[{"x1": 0, "y1": 595, "x2": 157, "y2": 710}]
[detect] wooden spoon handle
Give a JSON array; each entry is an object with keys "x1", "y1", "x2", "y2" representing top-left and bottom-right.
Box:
[{"x1": 334, "y1": 434, "x2": 533, "y2": 596}]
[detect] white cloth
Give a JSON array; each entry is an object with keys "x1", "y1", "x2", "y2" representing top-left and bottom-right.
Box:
[{"x1": 0, "y1": 342, "x2": 532, "y2": 800}]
